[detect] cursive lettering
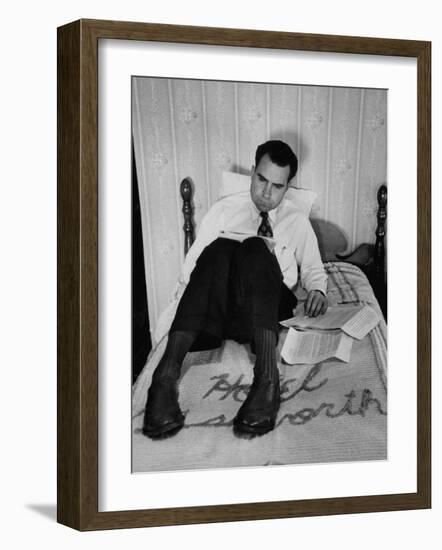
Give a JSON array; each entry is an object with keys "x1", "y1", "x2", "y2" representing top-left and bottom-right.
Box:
[{"x1": 202, "y1": 364, "x2": 329, "y2": 404}]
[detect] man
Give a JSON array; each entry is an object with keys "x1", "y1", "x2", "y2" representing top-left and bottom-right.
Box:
[{"x1": 143, "y1": 140, "x2": 328, "y2": 439}]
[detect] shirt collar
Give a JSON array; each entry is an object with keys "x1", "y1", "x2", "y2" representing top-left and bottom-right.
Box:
[{"x1": 250, "y1": 201, "x2": 279, "y2": 224}]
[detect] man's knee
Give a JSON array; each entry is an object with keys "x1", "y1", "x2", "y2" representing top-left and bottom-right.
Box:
[
  {"x1": 196, "y1": 237, "x2": 238, "y2": 265},
  {"x1": 235, "y1": 237, "x2": 282, "y2": 284},
  {"x1": 238, "y1": 237, "x2": 272, "y2": 266},
  {"x1": 242, "y1": 236, "x2": 268, "y2": 252}
]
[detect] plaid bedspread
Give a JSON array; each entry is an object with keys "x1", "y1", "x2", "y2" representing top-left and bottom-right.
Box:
[{"x1": 132, "y1": 262, "x2": 387, "y2": 472}]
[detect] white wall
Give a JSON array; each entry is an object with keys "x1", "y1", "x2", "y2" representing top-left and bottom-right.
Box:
[
  {"x1": 133, "y1": 78, "x2": 386, "y2": 329},
  {"x1": 1, "y1": 1, "x2": 440, "y2": 549}
]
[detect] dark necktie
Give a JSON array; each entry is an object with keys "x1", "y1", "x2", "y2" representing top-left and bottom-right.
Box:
[{"x1": 257, "y1": 212, "x2": 273, "y2": 238}]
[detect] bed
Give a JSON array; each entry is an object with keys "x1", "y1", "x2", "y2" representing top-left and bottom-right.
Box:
[{"x1": 132, "y1": 177, "x2": 387, "y2": 473}]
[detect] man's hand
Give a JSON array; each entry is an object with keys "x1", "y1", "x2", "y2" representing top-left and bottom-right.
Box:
[{"x1": 304, "y1": 290, "x2": 328, "y2": 317}]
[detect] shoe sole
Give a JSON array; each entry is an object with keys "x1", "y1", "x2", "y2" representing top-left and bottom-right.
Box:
[
  {"x1": 232, "y1": 420, "x2": 276, "y2": 437},
  {"x1": 233, "y1": 395, "x2": 280, "y2": 438},
  {"x1": 142, "y1": 418, "x2": 184, "y2": 440}
]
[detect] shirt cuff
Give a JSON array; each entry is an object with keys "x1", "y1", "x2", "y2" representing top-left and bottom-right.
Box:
[{"x1": 305, "y1": 282, "x2": 328, "y2": 296}]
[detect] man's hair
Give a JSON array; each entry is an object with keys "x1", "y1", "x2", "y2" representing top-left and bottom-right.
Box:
[{"x1": 255, "y1": 140, "x2": 298, "y2": 182}]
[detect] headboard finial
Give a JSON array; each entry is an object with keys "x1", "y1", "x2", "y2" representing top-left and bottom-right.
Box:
[
  {"x1": 376, "y1": 185, "x2": 387, "y2": 236},
  {"x1": 180, "y1": 178, "x2": 194, "y2": 255},
  {"x1": 375, "y1": 184, "x2": 387, "y2": 285}
]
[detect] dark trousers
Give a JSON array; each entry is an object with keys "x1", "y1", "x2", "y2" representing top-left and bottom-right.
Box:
[{"x1": 170, "y1": 237, "x2": 298, "y2": 352}]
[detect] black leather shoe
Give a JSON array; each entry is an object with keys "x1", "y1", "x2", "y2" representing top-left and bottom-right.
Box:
[
  {"x1": 233, "y1": 377, "x2": 280, "y2": 436},
  {"x1": 142, "y1": 379, "x2": 185, "y2": 439}
]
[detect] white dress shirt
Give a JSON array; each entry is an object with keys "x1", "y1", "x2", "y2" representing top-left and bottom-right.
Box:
[{"x1": 154, "y1": 191, "x2": 327, "y2": 344}]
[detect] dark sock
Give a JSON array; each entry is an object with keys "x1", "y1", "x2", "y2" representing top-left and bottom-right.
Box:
[
  {"x1": 252, "y1": 327, "x2": 278, "y2": 383},
  {"x1": 152, "y1": 330, "x2": 198, "y2": 383}
]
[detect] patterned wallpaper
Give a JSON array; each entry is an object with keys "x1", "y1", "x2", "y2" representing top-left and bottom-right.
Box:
[{"x1": 132, "y1": 77, "x2": 387, "y2": 336}]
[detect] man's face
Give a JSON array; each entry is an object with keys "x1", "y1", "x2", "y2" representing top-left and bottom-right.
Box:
[{"x1": 250, "y1": 153, "x2": 290, "y2": 212}]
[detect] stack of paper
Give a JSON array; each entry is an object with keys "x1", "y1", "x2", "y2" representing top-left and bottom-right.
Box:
[
  {"x1": 280, "y1": 304, "x2": 380, "y2": 365},
  {"x1": 281, "y1": 328, "x2": 353, "y2": 364},
  {"x1": 281, "y1": 304, "x2": 380, "y2": 340}
]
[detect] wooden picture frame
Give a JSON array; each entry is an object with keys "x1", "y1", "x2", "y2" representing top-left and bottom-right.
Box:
[{"x1": 57, "y1": 18, "x2": 431, "y2": 530}]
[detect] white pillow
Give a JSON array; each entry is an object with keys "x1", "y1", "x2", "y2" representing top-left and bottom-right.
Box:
[
  {"x1": 285, "y1": 187, "x2": 318, "y2": 217},
  {"x1": 220, "y1": 171, "x2": 250, "y2": 197},
  {"x1": 220, "y1": 171, "x2": 317, "y2": 217}
]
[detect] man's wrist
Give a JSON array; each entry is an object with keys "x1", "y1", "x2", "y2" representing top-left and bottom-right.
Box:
[{"x1": 309, "y1": 289, "x2": 326, "y2": 297}]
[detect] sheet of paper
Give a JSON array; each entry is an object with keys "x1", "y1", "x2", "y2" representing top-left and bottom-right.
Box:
[
  {"x1": 280, "y1": 304, "x2": 379, "y2": 339},
  {"x1": 281, "y1": 304, "x2": 363, "y2": 330},
  {"x1": 281, "y1": 328, "x2": 353, "y2": 364},
  {"x1": 219, "y1": 231, "x2": 276, "y2": 251},
  {"x1": 341, "y1": 305, "x2": 380, "y2": 339}
]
